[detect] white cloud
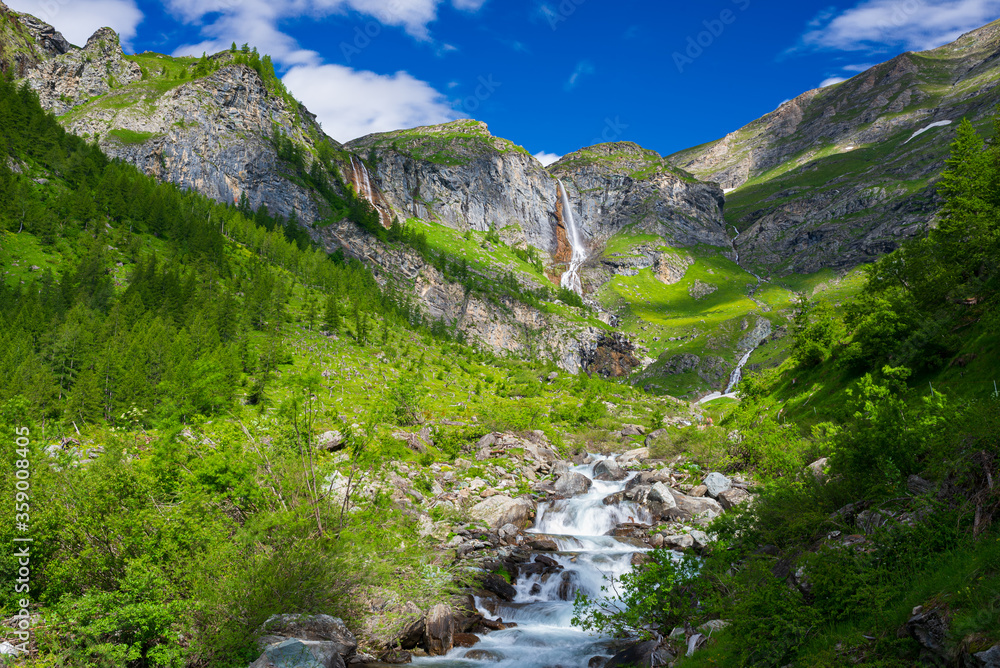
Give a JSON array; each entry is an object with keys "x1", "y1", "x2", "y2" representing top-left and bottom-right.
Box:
[
  {"x1": 800, "y1": 0, "x2": 1000, "y2": 52},
  {"x1": 843, "y1": 62, "x2": 876, "y2": 72},
  {"x1": 6, "y1": 0, "x2": 143, "y2": 47},
  {"x1": 166, "y1": 0, "x2": 483, "y2": 46},
  {"x1": 283, "y1": 64, "x2": 459, "y2": 142},
  {"x1": 164, "y1": 0, "x2": 487, "y2": 142},
  {"x1": 820, "y1": 76, "x2": 848, "y2": 87},
  {"x1": 564, "y1": 60, "x2": 595, "y2": 91},
  {"x1": 534, "y1": 151, "x2": 562, "y2": 166}
]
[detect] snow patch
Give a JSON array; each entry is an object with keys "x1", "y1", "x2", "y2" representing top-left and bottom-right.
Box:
[{"x1": 904, "y1": 120, "x2": 952, "y2": 144}]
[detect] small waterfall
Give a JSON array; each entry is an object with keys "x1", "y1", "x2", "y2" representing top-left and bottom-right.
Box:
[
  {"x1": 732, "y1": 225, "x2": 740, "y2": 266},
  {"x1": 725, "y1": 348, "x2": 756, "y2": 394},
  {"x1": 558, "y1": 180, "x2": 587, "y2": 295},
  {"x1": 411, "y1": 456, "x2": 654, "y2": 668},
  {"x1": 350, "y1": 155, "x2": 388, "y2": 228}
]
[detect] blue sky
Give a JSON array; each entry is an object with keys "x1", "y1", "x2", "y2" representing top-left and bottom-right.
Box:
[{"x1": 11, "y1": 0, "x2": 1000, "y2": 161}]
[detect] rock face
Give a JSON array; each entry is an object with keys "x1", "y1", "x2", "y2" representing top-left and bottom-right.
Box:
[
  {"x1": 25, "y1": 28, "x2": 141, "y2": 115},
  {"x1": 581, "y1": 333, "x2": 641, "y2": 378},
  {"x1": 315, "y1": 218, "x2": 605, "y2": 372},
  {"x1": 669, "y1": 21, "x2": 1000, "y2": 274},
  {"x1": 26, "y1": 35, "x2": 330, "y2": 223},
  {"x1": 346, "y1": 131, "x2": 729, "y2": 277},
  {"x1": 0, "y1": 2, "x2": 70, "y2": 76}
]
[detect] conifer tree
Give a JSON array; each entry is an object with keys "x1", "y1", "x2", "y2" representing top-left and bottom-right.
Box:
[{"x1": 323, "y1": 294, "x2": 340, "y2": 333}]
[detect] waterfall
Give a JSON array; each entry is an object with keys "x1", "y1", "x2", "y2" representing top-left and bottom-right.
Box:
[
  {"x1": 725, "y1": 348, "x2": 756, "y2": 394},
  {"x1": 558, "y1": 180, "x2": 587, "y2": 295},
  {"x1": 410, "y1": 456, "x2": 655, "y2": 668},
  {"x1": 350, "y1": 155, "x2": 388, "y2": 228}
]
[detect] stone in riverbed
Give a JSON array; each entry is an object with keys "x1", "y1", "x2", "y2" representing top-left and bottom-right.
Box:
[
  {"x1": 526, "y1": 537, "x2": 558, "y2": 551},
  {"x1": 424, "y1": 604, "x2": 454, "y2": 656},
  {"x1": 593, "y1": 459, "x2": 627, "y2": 481},
  {"x1": 605, "y1": 640, "x2": 660, "y2": 668},
  {"x1": 250, "y1": 639, "x2": 346, "y2": 668},
  {"x1": 554, "y1": 471, "x2": 592, "y2": 495}
]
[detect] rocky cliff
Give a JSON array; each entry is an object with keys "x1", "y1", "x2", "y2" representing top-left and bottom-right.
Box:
[
  {"x1": 668, "y1": 19, "x2": 1000, "y2": 275},
  {"x1": 346, "y1": 127, "x2": 730, "y2": 292},
  {"x1": 23, "y1": 35, "x2": 336, "y2": 223},
  {"x1": 0, "y1": 0, "x2": 70, "y2": 76}
]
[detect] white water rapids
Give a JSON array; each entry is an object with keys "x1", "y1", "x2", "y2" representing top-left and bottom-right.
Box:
[
  {"x1": 411, "y1": 457, "x2": 653, "y2": 668},
  {"x1": 558, "y1": 180, "x2": 587, "y2": 296}
]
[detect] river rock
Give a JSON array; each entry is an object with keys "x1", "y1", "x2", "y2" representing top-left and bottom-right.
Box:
[
  {"x1": 703, "y1": 472, "x2": 732, "y2": 498},
  {"x1": 648, "y1": 482, "x2": 678, "y2": 508},
  {"x1": 621, "y1": 424, "x2": 646, "y2": 437},
  {"x1": 250, "y1": 639, "x2": 346, "y2": 668},
  {"x1": 689, "y1": 530, "x2": 712, "y2": 550},
  {"x1": 670, "y1": 490, "x2": 723, "y2": 524},
  {"x1": 618, "y1": 446, "x2": 650, "y2": 465},
  {"x1": 480, "y1": 572, "x2": 517, "y2": 601},
  {"x1": 663, "y1": 534, "x2": 695, "y2": 550},
  {"x1": 974, "y1": 644, "x2": 1000, "y2": 667},
  {"x1": 689, "y1": 484, "x2": 708, "y2": 497},
  {"x1": 606, "y1": 639, "x2": 659, "y2": 668},
  {"x1": 469, "y1": 495, "x2": 534, "y2": 529},
  {"x1": 526, "y1": 538, "x2": 559, "y2": 551},
  {"x1": 424, "y1": 604, "x2": 455, "y2": 656},
  {"x1": 717, "y1": 488, "x2": 751, "y2": 510},
  {"x1": 593, "y1": 459, "x2": 627, "y2": 481},
  {"x1": 255, "y1": 614, "x2": 357, "y2": 657},
  {"x1": 554, "y1": 471, "x2": 592, "y2": 495},
  {"x1": 649, "y1": 533, "x2": 665, "y2": 548}
]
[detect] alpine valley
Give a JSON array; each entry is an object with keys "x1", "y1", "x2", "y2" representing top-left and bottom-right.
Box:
[{"x1": 2, "y1": 3, "x2": 1000, "y2": 668}]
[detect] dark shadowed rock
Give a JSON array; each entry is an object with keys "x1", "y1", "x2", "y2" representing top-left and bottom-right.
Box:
[{"x1": 606, "y1": 640, "x2": 659, "y2": 668}]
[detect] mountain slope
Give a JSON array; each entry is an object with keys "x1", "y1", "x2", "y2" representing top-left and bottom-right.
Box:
[
  {"x1": 669, "y1": 19, "x2": 1000, "y2": 275},
  {"x1": 0, "y1": 0, "x2": 70, "y2": 76}
]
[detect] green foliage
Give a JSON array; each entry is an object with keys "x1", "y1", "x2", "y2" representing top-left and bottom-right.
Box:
[
  {"x1": 791, "y1": 299, "x2": 840, "y2": 367},
  {"x1": 389, "y1": 372, "x2": 426, "y2": 426},
  {"x1": 831, "y1": 366, "x2": 950, "y2": 496},
  {"x1": 573, "y1": 550, "x2": 700, "y2": 639}
]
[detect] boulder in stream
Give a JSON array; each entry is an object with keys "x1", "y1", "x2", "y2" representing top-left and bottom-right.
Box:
[
  {"x1": 605, "y1": 639, "x2": 661, "y2": 668},
  {"x1": 593, "y1": 459, "x2": 627, "y2": 481},
  {"x1": 554, "y1": 471, "x2": 593, "y2": 495},
  {"x1": 424, "y1": 604, "x2": 455, "y2": 656}
]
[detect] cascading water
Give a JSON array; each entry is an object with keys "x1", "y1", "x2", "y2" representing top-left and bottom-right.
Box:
[
  {"x1": 351, "y1": 155, "x2": 388, "y2": 228},
  {"x1": 558, "y1": 180, "x2": 587, "y2": 296},
  {"x1": 411, "y1": 457, "x2": 650, "y2": 668}
]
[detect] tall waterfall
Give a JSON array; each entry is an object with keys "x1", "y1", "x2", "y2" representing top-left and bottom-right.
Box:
[
  {"x1": 350, "y1": 155, "x2": 388, "y2": 228},
  {"x1": 558, "y1": 180, "x2": 587, "y2": 295}
]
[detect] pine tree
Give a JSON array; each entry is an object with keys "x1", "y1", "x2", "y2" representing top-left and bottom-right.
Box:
[{"x1": 323, "y1": 294, "x2": 341, "y2": 333}]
